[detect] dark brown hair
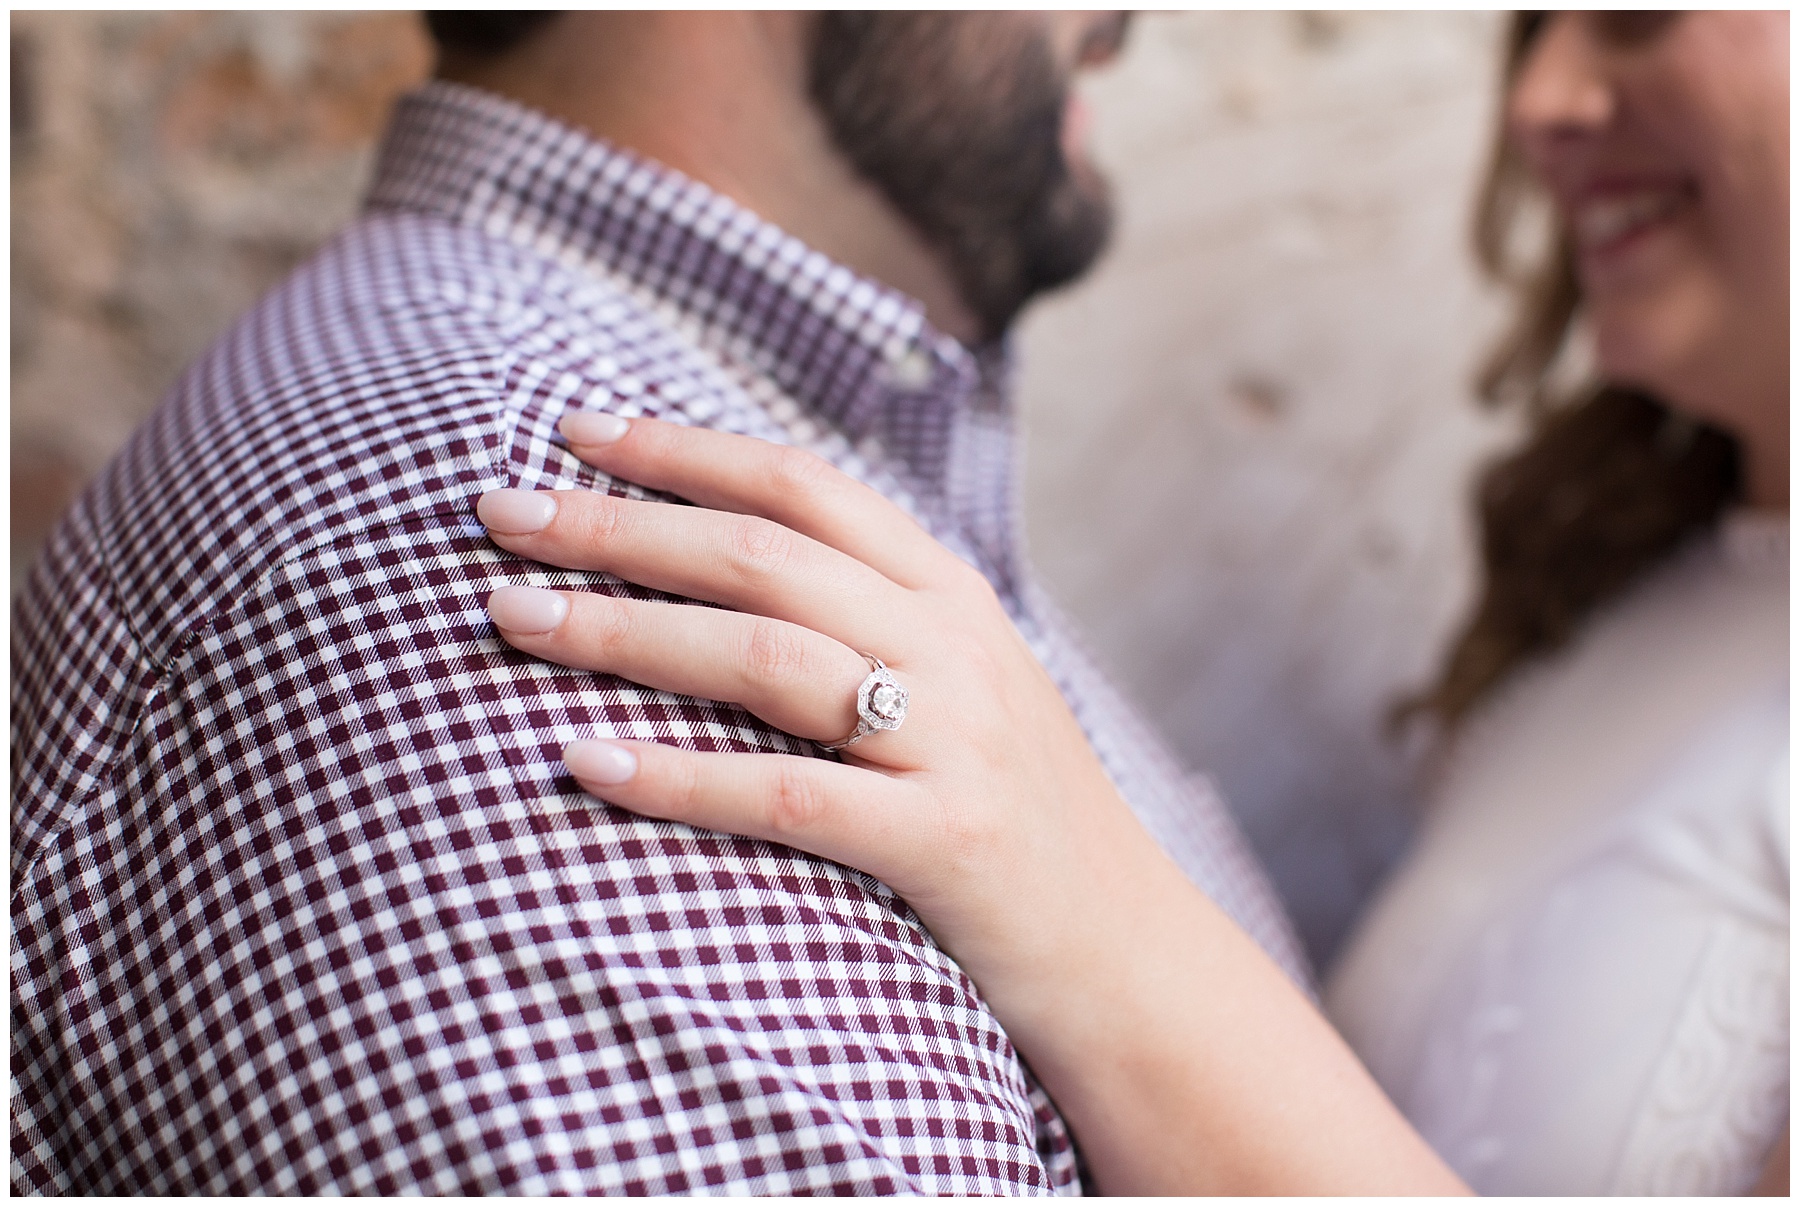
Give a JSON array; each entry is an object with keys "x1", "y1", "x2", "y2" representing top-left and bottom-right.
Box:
[
  {"x1": 1407, "y1": 12, "x2": 1742, "y2": 728},
  {"x1": 423, "y1": 12, "x2": 559, "y2": 59}
]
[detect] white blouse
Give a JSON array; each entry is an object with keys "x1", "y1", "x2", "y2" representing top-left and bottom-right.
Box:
[{"x1": 1325, "y1": 512, "x2": 1788, "y2": 1195}]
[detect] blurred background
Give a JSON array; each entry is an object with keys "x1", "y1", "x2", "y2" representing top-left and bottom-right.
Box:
[{"x1": 10, "y1": 11, "x2": 1513, "y2": 964}]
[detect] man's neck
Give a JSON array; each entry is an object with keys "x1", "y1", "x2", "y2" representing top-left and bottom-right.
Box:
[{"x1": 437, "y1": 11, "x2": 983, "y2": 345}]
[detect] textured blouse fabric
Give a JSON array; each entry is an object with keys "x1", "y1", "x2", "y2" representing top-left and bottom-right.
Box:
[
  {"x1": 11, "y1": 82, "x2": 1303, "y2": 1195},
  {"x1": 1326, "y1": 512, "x2": 1789, "y2": 1195}
]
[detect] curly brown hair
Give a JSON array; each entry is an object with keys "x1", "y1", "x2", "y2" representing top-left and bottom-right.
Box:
[{"x1": 1406, "y1": 12, "x2": 1743, "y2": 728}]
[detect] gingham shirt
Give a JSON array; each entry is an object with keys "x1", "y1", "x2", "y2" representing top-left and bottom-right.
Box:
[{"x1": 12, "y1": 82, "x2": 1306, "y2": 1195}]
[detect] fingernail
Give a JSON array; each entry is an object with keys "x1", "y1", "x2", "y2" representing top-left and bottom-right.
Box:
[
  {"x1": 560, "y1": 411, "x2": 630, "y2": 445},
  {"x1": 477, "y1": 488, "x2": 558, "y2": 534},
  {"x1": 565, "y1": 739, "x2": 638, "y2": 785},
  {"x1": 486, "y1": 585, "x2": 569, "y2": 634}
]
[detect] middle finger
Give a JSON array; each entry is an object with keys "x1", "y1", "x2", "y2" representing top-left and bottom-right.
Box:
[{"x1": 480, "y1": 488, "x2": 910, "y2": 657}]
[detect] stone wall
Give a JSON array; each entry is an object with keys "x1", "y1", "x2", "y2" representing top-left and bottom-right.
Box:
[
  {"x1": 10, "y1": 11, "x2": 432, "y2": 586},
  {"x1": 10, "y1": 12, "x2": 1514, "y2": 963}
]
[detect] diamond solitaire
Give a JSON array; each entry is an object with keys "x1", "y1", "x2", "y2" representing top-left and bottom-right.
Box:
[
  {"x1": 821, "y1": 655, "x2": 908, "y2": 751},
  {"x1": 862, "y1": 673, "x2": 908, "y2": 729}
]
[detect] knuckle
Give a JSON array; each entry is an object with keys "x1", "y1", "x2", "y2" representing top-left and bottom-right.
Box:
[
  {"x1": 765, "y1": 445, "x2": 835, "y2": 499},
  {"x1": 584, "y1": 596, "x2": 635, "y2": 654},
  {"x1": 943, "y1": 627, "x2": 999, "y2": 680},
  {"x1": 741, "y1": 617, "x2": 810, "y2": 686},
  {"x1": 946, "y1": 559, "x2": 1000, "y2": 607},
  {"x1": 767, "y1": 761, "x2": 826, "y2": 836},
  {"x1": 934, "y1": 800, "x2": 989, "y2": 862},
  {"x1": 938, "y1": 632, "x2": 1012, "y2": 736},
  {"x1": 668, "y1": 751, "x2": 707, "y2": 812},
  {"x1": 573, "y1": 494, "x2": 629, "y2": 547},
  {"x1": 726, "y1": 515, "x2": 797, "y2": 580}
]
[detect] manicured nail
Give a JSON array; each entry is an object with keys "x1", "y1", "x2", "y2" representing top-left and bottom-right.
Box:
[
  {"x1": 560, "y1": 411, "x2": 630, "y2": 445},
  {"x1": 564, "y1": 739, "x2": 638, "y2": 785},
  {"x1": 486, "y1": 585, "x2": 569, "y2": 634},
  {"x1": 477, "y1": 488, "x2": 558, "y2": 534}
]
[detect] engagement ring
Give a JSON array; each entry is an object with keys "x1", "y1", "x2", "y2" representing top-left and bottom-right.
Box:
[{"x1": 820, "y1": 654, "x2": 908, "y2": 752}]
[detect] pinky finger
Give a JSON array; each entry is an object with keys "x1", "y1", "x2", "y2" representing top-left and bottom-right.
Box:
[{"x1": 563, "y1": 739, "x2": 931, "y2": 889}]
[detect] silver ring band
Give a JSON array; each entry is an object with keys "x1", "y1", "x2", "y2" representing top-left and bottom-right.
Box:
[{"x1": 819, "y1": 654, "x2": 908, "y2": 752}]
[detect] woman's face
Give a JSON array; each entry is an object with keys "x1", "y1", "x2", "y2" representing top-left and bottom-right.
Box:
[{"x1": 1508, "y1": 12, "x2": 1788, "y2": 450}]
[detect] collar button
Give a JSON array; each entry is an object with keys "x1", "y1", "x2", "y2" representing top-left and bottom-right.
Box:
[{"x1": 883, "y1": 349, "x2": 935, "y2": 392}]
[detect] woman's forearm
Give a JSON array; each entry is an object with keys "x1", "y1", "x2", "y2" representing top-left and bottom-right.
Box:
[{"x1": 970, "y1": 813, "x2": 1468, "y2": 1196}]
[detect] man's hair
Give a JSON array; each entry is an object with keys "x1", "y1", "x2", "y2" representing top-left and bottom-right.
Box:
[{"x1": 423, "y1": 12, "x2": 559, "y2": 58}]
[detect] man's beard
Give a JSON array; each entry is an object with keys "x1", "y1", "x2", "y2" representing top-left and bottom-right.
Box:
[{"x1": 809, "y1": 13, "x2": 1116, "y2": 342}]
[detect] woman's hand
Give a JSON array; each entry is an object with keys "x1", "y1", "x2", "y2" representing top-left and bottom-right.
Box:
[
  {"x1": 475, "y1": 413, "x2": 1467, "y2": 1195},
  {"x1": 476, "y1": 412, "x2": 1145, "y2": 988}
]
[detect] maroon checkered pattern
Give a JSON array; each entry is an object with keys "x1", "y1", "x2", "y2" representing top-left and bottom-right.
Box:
[{"x1": 12, "y1": 82, "x2": 1306, "y2": 1194}]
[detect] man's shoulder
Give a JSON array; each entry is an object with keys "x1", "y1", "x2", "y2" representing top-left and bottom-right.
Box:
[
  {"x1": 10, "y1": 213, "x2": 1083, "y2": 1197},
  {"x1": 10, "y1": 207, "x2": 771, "y2": 860},
  {"x1": 78, "y1": 210, "x2": 760, "y2": 669}
]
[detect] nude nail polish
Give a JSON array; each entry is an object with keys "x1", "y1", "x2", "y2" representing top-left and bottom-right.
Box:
[
  {"x1": 564, "y1": 739, "x2": 638, "y2": 785},
  {"x1": 477, "y1": 489, "x2": 557, "y2": 534},
  {"x1": 560, "y1": 411, "x2": 630, "y2": 445},
  {"x1": 486, "y1": 585, "x2": 569, "y2": 634}
]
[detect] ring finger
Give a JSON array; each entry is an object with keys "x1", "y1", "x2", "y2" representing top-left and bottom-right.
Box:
[{"x1": 487, "y1": 585, "x2": 921, "y2": 764}]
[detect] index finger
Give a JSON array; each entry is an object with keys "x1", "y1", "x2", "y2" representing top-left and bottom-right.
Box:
[{"x1": 559, "y1": 412, "x2": 962, "y2": 592}]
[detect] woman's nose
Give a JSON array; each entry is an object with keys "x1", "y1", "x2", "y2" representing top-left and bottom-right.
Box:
[{"x1": 1508, "y1": 14, "x2": 1616, "y2": 145}]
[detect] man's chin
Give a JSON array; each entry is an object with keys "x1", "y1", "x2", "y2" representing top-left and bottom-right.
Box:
[
  {"x1": 959, "y1": 194, "x2": 1112, "y2": 339},
  {"x1": 1029, "y1": 173, "x2": 1115, "y2": 289}
]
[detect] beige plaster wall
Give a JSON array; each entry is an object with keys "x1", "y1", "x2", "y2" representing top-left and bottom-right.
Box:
[{"x1": 1016, "y1": 11, "x2": 1516, "y2": 958}]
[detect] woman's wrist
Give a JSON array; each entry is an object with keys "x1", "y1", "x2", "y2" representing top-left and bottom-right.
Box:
[
  {"x1": 910, "y1": 772, "x2": 1165, "y2": 1013},
  {"x1": 922, "y1": 796, "x2": 1466, "y2": 1196}
]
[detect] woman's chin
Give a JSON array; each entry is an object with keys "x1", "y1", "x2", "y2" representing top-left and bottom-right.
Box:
[{"x1": 1589, "y1": 284, "x2": 1723, "y2": 407}]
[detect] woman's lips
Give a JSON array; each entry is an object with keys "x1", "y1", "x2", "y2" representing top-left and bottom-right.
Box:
[{"x1": 1569, "y1": 183, "x2": 1696, "y2": 257}]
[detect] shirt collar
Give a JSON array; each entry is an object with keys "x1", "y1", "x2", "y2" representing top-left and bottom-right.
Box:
[{"x1": 364, "y1": 80, "x2": 1001, "y2": 487}]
